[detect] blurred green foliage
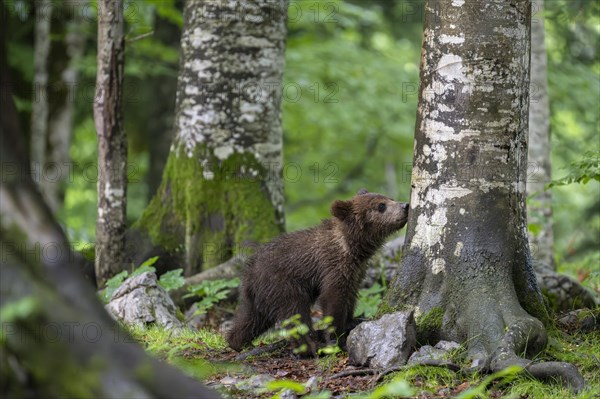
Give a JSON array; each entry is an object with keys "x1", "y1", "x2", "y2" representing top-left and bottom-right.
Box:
[{"x1": 4, "y1": 0, "x2": 598, "y2": 274}]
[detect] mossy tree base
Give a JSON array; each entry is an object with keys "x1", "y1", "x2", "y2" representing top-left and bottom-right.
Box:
[
  {"x1": 135, "y1": 148, "x2": 283, "y2": 275},
  {"x1": 129, "y1": 0, "x2": 288, "y2": 276}
]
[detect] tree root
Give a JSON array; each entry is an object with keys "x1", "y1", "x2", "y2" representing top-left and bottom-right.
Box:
[{"x1": 489, "y1": 319, "x2": 585, "y2": 393}]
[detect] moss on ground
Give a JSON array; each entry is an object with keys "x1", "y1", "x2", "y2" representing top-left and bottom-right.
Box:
[{"x1": 129, "y1": 312, "x2": 600, "y2": 398}]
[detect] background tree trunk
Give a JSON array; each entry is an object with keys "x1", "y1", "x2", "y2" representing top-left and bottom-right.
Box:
[
  {"x1": 144, "y1": 12, "x2": 180, "y2": 200},
  {"x1": 30, "y1": 0, "x2": 52, "y2": 173},
  {"x1": 133, "y1": 0, "x2": 288, "y2": 275},
  {"x1": 527, "y1": 0, "x2": 554, "y2": 270},
  {"x1": 383, "y1": 0, "x2": 583, "y2": 390},
  {"x1": 44, "y1": 1, "x2": 86, "y2": 214},
  {"x1": 94, "y1": 0, "x2": 127, "y2": 287}
]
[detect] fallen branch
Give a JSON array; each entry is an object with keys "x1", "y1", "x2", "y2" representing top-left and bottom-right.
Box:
[{"x1": 234, "y1": 340, "x2": 287, "y2": 361}]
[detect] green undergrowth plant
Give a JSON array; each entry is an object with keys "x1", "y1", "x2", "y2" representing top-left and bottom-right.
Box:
[
  {"x1": 454, "y1": 365, "x2": 522, "y2": 399},
  {"x1": 353, "y1": 378, "x2": 415, "y2": 399},
  {"x1": 129, "y1": 325, "x2": 228, "y2": 356},
  {"x1": 383, "y1": 364, "x2": 458, "y2": 394},
  {"x1": 265, "y1": 376, "x2": 414, "y2": 399},
  {"x1": 250, "y1": 314, "x2": 340, "y2": 357},
  {"x1": 354, "y1": 283, "x2": 385, "y2": 319},
  {"x1": 184, "y1": 278, "x2": 240, "y2": 316},
  {"x1": 99, "y1": 257, "x2": 186, "y2": 303},
  {"x1": 535, "y1": 329, "x2": 600, "y2": 398},
  {"x1": 128, "y1": 325, "x2": 238, "y2": 380}
]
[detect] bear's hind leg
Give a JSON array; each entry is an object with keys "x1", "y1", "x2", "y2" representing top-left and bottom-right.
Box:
[{"x1": 227, "y1": 297, "x2": 272, "y2": 352}]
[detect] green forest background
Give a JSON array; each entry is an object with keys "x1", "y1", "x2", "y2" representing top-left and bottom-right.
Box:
[{"x1": 5, "y1": 0, "x2": 599, "y2": 281}]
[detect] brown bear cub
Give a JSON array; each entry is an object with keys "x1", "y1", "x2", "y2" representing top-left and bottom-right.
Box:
[{"x1": 227, "y1": 189, "x2": 409, "y2": 353}]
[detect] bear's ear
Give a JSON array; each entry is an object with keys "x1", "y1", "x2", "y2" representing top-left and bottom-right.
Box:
[
  {"x1": 357, "y1": 188, "x2": 369, "y2": 195},
  {"x1": 331, "y1": 200, "x2": 353, "y2": 220}
]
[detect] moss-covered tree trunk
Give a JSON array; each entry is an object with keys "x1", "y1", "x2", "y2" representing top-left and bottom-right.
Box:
[
  {"x1": 527, "y1": 0, "x2": 554, "y2": 270},
  {"x1": 383, "y1": 0, "x2": 583, "y2": 390},
  {"x1": 135, "y1": 0, "x2": 288, "y2": 275}
]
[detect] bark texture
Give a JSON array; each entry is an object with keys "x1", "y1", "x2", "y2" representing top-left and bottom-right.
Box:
[
  {"x1": 94, "y1": 0, "x2": 127, "y2": 287},
  {"x1": 383, "y1": 0, "x2": 583, "y2": 391},
  {"x1": 527, "y1": 0, "x2": 554, "y2": 270},
  {"x1": 135, "y1": 0, "x2": 288, "y2": 275}
]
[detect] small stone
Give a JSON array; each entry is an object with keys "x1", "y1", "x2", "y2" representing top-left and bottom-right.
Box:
[
  {"x1": 237, "y1": 374, "x2": 275, "y2": 391},
  {"x1": 408, "y1": 345, "x2": 445, "y2": 364},
  {"x1": 469, "y1": 357, "x2": 487, "y2": 370},
  {"x1": 219, "y1": 376, "x2": 238, "y2": 386},
  {"x1": 434, "y1": 340, "x2": 460, "y2": 351}
]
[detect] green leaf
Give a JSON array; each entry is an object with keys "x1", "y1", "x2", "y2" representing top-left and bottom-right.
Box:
[
  {"x1": 318, "y1": 344, "x2": 341, "y2": 356},
  {"x1": 185, "y1": 278, "x2": 240, "y2": 314},
  {"x1": 266, "y1": 379, "x2": 307, "y2": 394},
  {"x1": 354, "y1": 283, "x2": 385, "y2": 318},
  {"x1": 528, "y1": 223, "x2": 542, "y2": 236},
  {"x1": 138, "y1": 256, "x2": 160, "y2": 269},
  {"x1": 100, "y1": 270, "x2": 129, "y2": 303},
  {"x1": 159, "y1": 269, "x2": 185, "y2": 292},
  {"x1": 454, "y1": 365, "x2": 522, "y2": 399},
  {"x1": 367, "y1": 379, "x2": 414, "y2": 398}
]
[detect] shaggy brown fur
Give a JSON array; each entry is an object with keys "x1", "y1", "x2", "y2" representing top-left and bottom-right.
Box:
[{"x1": 227, "y1": 189, "x2": 409, "y2": 353}]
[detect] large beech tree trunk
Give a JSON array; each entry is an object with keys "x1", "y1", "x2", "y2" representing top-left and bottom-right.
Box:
[
  {"x1": 0, "y1": 23, "x2": 218, "y2": 396},
  {"x1": 527, "y1": 0, "x2": 554, "y2": 270},
  {"x1": 94, "y1": 0, "x2": 127, "y2": 287},
  {"x1": 383, "y1": 0, "x2": 583, "y2": 391},
  {"x1": 134, "y1": 0, "x2": 288, "y2": 275}
]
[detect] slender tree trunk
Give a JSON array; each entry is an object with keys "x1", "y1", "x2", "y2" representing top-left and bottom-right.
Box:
[
  {"x1": 44, "y1": 2, "x2": 86, "y2": 214},
  {"x1": 30, "y1": 0, "x2": 52, "y2": 173},
  {"x1": 134, "y1": 0, "x2": 288, "y2": 275},
  {"x1": 94, "y1": 0, "x2": 127, "y2": 287},
  {"x1": 383, "y1": 0, "x2": 583, "y2": 391},
  {"x1": 527, "y1": 0, "x2": 554, "y2": 270}
]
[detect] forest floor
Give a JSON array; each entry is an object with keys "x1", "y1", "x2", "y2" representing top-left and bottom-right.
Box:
[{"x1": 131, "y1": 306, "x2": 600, "y2": 399}]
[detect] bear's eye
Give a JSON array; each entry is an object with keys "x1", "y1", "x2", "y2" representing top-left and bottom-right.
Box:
[{"x1": 378, "y1": 203, "x2": 386, "y2": 213}]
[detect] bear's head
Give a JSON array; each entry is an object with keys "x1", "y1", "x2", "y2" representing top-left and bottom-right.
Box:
[{"x1": 331, "y1": 188, "x2": 409, "y2": 239}]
